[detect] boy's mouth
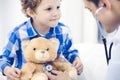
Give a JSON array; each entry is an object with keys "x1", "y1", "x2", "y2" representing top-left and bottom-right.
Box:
[{"x1": 50, "y1": 18, "x2": 59, "y2": 21}]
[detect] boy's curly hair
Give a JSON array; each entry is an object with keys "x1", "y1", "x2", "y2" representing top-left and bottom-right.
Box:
[{"x1": 20, "y1": 0, "x2": 42, "y2": 17}]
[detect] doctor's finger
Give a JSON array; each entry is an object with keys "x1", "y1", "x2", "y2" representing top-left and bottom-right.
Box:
[{"x1": 45, "y1": 71, "x2": 56, "y2": 79}]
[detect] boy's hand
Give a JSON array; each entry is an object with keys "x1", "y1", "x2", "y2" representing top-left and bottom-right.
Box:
[
  {"x1": 72, "y1": 57, "x2": 83, "y2": 75},
  {"x1": 4, "y1": 66, "x2": 21, "y2": 80}
]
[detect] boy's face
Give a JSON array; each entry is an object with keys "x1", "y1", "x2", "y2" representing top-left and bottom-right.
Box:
[{"x1": 31, "y1": 0, "x2": 61, "y2": 28}]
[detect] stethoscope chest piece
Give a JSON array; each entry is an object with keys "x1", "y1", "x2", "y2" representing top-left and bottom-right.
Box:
[{"x1": 43, "y1": 64, "x2": 53, "y2": 72}]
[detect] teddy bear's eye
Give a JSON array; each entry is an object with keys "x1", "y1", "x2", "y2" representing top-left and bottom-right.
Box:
[
  {"x1": 46, "y1": 48, "x2": 49, "y2": 51},
  {"x1": 33, "y1": 48, "x2": 36, "y2": 51}
]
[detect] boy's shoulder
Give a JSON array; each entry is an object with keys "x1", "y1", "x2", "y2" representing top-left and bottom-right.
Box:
[
  {"x1": 12, "y1": 20, "x2": 29, "y2": 32},
  {"x1": 57, "y1": 22, "x2": 71, "y2": 33},
  {"x1": 58, "y1": 22, "x2": 67, "y2": 27},
  {"x1": 57, "y1": 22, "x2": 70, "y2": 30}
]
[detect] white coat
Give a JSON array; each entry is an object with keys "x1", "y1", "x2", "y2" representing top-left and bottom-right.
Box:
[{"x1": 106, "y1": 26, "x2": 120, "y2": 80}]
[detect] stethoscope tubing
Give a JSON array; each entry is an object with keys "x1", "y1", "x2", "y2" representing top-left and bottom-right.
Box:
[
  {"x1": 94, "y1": 6, "x2": 113, "y2": 65},
  {"x1": 102, "y1": 38, "x2": 113, "y2": 65}
]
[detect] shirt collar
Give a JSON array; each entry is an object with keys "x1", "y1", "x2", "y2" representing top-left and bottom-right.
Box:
[
  {"x1": 26, "y1": 19, "x2": 63, "y2": 39},
  {"x1": 26, "y1": 18, "x2": 38, "y2": 39}
]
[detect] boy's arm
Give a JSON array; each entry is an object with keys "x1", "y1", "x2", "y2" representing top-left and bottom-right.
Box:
[
  {"x1": 0, "y1": 31, "x2": 18, "y2": 75},
  {"x1": 62, "y1": 30, "x2": 79, "y2": 63},
  {"x1": 0, "y1": 55, "x2": 14, "y2": 75}
]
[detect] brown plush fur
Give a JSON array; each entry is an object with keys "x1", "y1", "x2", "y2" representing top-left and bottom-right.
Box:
[{"x1": 20, "y1": 37, "x2": 77, "y2": 80}]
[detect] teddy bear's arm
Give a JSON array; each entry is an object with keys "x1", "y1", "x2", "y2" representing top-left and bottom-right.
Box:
[{"x1": 20, "y1": 62, "x2": 36, "y2": 80}]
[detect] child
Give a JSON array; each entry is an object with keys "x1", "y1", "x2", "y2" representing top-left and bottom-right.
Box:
[
  {"x1": 0, "y1": 0, "x2": 83, "y2": 79},
  {"x1": 83, "y1": 0, "x2": 120, "y2": 80}
]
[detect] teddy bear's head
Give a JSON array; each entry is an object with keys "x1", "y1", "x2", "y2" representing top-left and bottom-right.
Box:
[{"x1": 22, "y1": 37, "x2": 59, "y2": 63}]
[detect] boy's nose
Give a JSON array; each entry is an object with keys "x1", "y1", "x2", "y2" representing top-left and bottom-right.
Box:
[{"x1": 52, "y1": 11, "x2": 58, "y2": 16}]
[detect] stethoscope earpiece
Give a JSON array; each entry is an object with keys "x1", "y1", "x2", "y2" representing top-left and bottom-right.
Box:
[{"x1": 94, "y1": 6, "x2": 104, "y2": 17}]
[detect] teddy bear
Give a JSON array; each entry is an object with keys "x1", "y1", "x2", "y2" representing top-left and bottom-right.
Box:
[{"x1": 20, "y1": 37, "x2": 78, "y2": 80}]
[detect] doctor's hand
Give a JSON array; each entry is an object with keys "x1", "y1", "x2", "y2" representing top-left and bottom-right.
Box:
[
  {"x1": 72, "y1": 57, "x2": 83, "y2": 75},
  {"x1": 45, "y1": 70, "x2": 71, "y2": 80},
  {"x1": 4, "y1": 66, "x2": 21, "y2": 80}
]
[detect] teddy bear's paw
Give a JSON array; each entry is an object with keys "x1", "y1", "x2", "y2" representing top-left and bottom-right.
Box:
[
  {"x1": 69, "y1": 69, "x2": 78, "y2": 80},
  {"x1": 31, "y1": 73, "x2": 48, "y2": 80}
]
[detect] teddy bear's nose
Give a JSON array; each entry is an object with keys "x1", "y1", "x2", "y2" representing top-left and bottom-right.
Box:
[{"x1": 41, "y1": 51, "x2": 45, "y2": 54}]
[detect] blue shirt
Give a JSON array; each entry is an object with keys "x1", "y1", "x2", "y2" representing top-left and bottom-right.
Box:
[{"x1": 0, "y1": 18, "x2": 79, "y2": 72}]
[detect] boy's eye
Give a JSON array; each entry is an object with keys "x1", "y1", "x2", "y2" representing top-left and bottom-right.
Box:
[
  {"x1": 57, "y1": 6, "x2": 60, "y2": 9},
  {"x1": 46, "y1": 7, "x2": 52, "y2": 11}
]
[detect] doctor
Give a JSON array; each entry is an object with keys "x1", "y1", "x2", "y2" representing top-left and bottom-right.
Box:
[{"x1": 83, "y1": 0, "x2": 120, "y2": 80}]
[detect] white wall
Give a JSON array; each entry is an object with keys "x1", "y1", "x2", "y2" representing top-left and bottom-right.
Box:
[
  {"x1": 60, "y1": 0, "x2": 84, "y2": 43},
  {"x1": 60, "y1": 0, "x2": 98, "y2": 44},
  {"x1": 0, "y1": 0, "x2": 27, "y2": 52},
  {"x1": 0, "y1": 0, "x2": 98, "y2": 51},
  {"x1": 83, "y1": 9, "x2": 98, "y2": 43}
]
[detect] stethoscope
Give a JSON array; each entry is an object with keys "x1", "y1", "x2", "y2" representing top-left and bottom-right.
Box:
[{"x1": 94, "y1": 6, "x2": 113, "y2": 65}]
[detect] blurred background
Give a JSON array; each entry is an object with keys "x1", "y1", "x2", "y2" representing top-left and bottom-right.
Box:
[
  {"x1": 0, "y1": 1, "x2": 107, "y2": 80},
  {"x1": 0, "y1": 0, "x2": 99, "y2": 51}
]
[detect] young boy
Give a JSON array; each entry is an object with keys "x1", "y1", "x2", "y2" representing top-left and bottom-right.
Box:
[
  {"x1": 83, "y1": 0, "x2": 120, "y2": 80},
  {"x1": 0, "y1": 0, "x2": 83, "y2": 80}
]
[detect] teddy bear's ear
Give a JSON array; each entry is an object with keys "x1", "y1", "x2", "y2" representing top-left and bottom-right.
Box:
[
  {"x1": 21, "y1": 40, "x2": 30, "y2": 51},
  {"x1": 49, "y1": 38, "x2": 59, "y2": 48}
]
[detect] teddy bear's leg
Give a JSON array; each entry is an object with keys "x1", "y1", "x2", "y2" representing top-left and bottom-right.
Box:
[
  {"x1": 67, "y1": 67, "x2": 78, "y2": 80},
  {"x1": 59, "y1": 66, "x2": 78, "y2": 80},
  {"x1": 31, "y1": 72, "x2": 48, "y2": 80},
  {"x1": 53, "y1": 61, "x2": 78, "y2": 80},
  {"x1": 20, "y1": 70, "x2": 33, "y2": 80},
  {"x1": 20, "y1": 62, "x2": 36, "y2": 80}
]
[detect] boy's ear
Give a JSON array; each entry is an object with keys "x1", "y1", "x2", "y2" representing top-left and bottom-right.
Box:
[
  {"x1": 99, "y1": 0, "x2": 111, "y2": 9},
  {"x1": 26, "y1": 8, "x2": 35, "y2": 17}
]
